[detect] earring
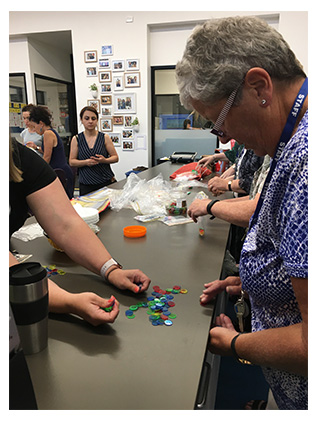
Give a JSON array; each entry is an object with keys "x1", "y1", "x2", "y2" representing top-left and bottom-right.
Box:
[{"x1": 261, "y1": 99, "x2": 267, "y2": 105}]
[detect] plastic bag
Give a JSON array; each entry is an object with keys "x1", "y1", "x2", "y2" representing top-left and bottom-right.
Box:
[
  {"x1": 109, "y1": 172, "x2": 173, "y2": 215},
  {"x1": 169, "y1": 162, "x2": 211, "y2": 181}
]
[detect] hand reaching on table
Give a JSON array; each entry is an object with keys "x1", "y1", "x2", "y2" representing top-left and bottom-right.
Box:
[
  {"x1": 200, "y1": 276, "x2": 242, "y2": 305},
  {"x1": 67, "y1": 293, "x2": 120, "y2": 326},
  {"x1": 107, "y1": 268, "x2": 151, "y2": 294}
]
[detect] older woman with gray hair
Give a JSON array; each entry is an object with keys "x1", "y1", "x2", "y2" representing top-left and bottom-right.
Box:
[{"x1": 176, "y1": 16, "x2": 308, "y2": 409}]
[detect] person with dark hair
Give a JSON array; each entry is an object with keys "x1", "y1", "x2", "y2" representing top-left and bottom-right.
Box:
[
  {"x1": 20, "y1": 104, "x2": 43, "y2": 155},
  {"x1": 28, "y1": 106, "x2": 74, "y2": 199},
  {"x1": 69, "y1": 106, "x2": 119, "y2": 196},
  {"x1": 176, "y1": 16, "x2": 308, "y2": 409},
  {"x1": 183, "y1": 118, "x2": 191, "y2": 129}
]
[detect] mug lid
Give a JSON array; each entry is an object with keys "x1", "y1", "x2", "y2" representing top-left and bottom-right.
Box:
[{"x1": 9, "y1": 262, "x2": 47, "y2": 285}]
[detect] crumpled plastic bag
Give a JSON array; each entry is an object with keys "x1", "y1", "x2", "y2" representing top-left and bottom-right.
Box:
[
  {"x1": 109, "y1": 173, "x2": 173, "y2": 215},
  {"x1": 108, "y1": 172, "x2": 208, "y2": 215}
]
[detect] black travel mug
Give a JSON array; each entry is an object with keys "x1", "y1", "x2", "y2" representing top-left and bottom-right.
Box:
[{"x1": 9, "y1": 262, "x2": 48, "y2": 354}]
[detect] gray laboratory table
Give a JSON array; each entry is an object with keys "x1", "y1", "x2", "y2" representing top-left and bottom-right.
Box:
[{"x1": 10, "y1": 162, "x2": 231, "y2": 410}]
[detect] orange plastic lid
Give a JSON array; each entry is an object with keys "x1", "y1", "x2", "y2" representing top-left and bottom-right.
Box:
[{"x1": 123, "y1": 225, "x2": 147, "y2": 238}]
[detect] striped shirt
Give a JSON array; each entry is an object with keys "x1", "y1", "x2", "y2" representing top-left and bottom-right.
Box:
[{"x1": 77, "y1": 131, "x2": 114, "y2": 185}]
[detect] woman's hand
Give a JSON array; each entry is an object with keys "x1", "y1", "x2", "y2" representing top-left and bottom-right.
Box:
[
  {"x1": 200, "y1": 276, "x2": 241, "y2": 305},
  {"x1": 90, "y1": 154, "x2": 106, "y2": 164},
  {"x1": 208, "y1": 313, "x2": 239, "y2": 355},
  {"x1": 197, "y1": 155, "x2": 214, "y2": 169},
  {"x1": 69, "y1": 293, "x2": 120, "y2": 326},
  {"x1": 107, "y1": 268, "x2": 151, "y2": 294}
]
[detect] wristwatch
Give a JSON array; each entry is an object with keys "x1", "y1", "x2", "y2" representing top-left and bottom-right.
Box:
[
  {"x1": 228, "y1": 180, "x2": 233, "y2": 191},
  {"x1": 100, "y1": 258, "x2": 122, "y2": 281}
]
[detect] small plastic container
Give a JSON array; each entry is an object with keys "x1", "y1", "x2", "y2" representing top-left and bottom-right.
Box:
[{"x1": 123, "y1": 225, "x2": 147, "y2": 238}]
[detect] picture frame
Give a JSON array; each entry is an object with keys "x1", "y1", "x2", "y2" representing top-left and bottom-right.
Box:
[
  {"x1": 122, "y1": 129, "x2": 134, "y2": 139},
  {"x1": 124, "y1": 72, "x2": 140, "y2": 88},
  {"x1": 124, "y1": 115, "x2": 133, "y2": 127},
  {"x1": 101, "y1": 95, "x2": 112, "y2": 105},
  {"x1": 108, "y1": 132, "x2": 121, "y2": 147},
  {"x1": 101, "y1": 106, "x2": 112, "y2": 116},
  {"x1": 86, "y1": 67, "x2": 97, "y2": 77},
  {"x1": 112, "y1": 60, "x2": 125, "y2": 72},
  {"x1": 126, "y1": 59, "x2": 140, "y2": 71},
  {"x1": 101, "y1": 83, "x2": 112, "y2": 93},
  {"x1": 114, "y1": 93, "x2": 136, "y2": 114},
  {"x1": 113, "y1": 116, "x2": 123, "y2": 125},
  {"x1": 122, "y1": 140, "x2": 134, "y2": 151},
  {"x1": 100, "y1": 118, "x2": 113, "y2": 132},
  {"x1": 99, "y1": 71, "x2": 112, "y2": 82},
  {"x1": 99, "y1": 58, "x2": 110, "y2": 68},
  {"x1": 84, "y1": 51, "x2": 97, "y2": 63},
  {"x1": 87, "y1": 99, "x2": 100, "y2": 114},
  {"x1": 101, "y1": 45, "x2": 113, "y2": 56},
  {"x1": 113, "y1": 74, "x2": 124, "y2": 91}
]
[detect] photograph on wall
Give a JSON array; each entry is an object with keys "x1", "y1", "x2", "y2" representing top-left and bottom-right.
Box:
[
  {"x1": 101, "y1": 83, "x2": 112, "y2": 93},
  {"x1": 101, "y1": 95, "x2": 112, "y2": 105},
  {"x1": 86, "y1": 67, "x2": 97, "y2": 77},
  {"x1": 124, "y1": 72, "x2": 140, "y2": 88},
  {"x1": 113, "y1": 116, "x2": 123, "y2": 125},
  {"x1": 122, "y1": 129, "x2": 134, "y2": 139},
  {"x1": 99, "y1": 71, "x2": 112, "y2": 82},
  {"x1": 87, "y1": 99, "x2": 100, "y2": 113},
  {"x1": 126, "y1": 59, "x2": 140, "y2": 71},
  {"x1": 101, "y1": 106, "x2": 112, "y2": 116},
  {"x1": 109, "y1": 132, "x2": 121, "y2": 147},
  {"x1": 122, "y1": 140, "x2": 134, "y2": 151},
  {"x1": 101, "y1": 45, "x2": 113, "y2": 56},
  {"x1": 101, "y1": 118, "x2": 113, "y2": 132},
  {"x1": 114, "y1": 93, "x2": 136, "y2": 114},
  {"x1": 99, "y1": 58, "x2": 110, "y2": 68},
  {"x1": 84, "y1": 50, "x2": 97, "y2": 62},
  {"x1": 113, "y1": 75, "x2": 124, "y2": 91},
  {"x1": 124, "y1": 115, "x2": 133, "y2": 127},
  {"x1": 112, "y1": 60, "x2": 125, "y2": 72}
]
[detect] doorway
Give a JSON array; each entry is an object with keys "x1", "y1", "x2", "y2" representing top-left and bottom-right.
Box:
[{"x1": 151, "y1": 66, "x2": 215, "y2": 166}]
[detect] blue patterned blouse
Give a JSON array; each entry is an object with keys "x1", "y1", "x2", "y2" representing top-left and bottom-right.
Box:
[{"x1": 239, "y1": 110, "x2": 308, "y2": 409}]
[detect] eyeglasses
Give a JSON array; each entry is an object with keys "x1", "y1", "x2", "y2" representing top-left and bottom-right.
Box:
[{"x1": 210, "y1": 82, "x2": 242, "y2": 138}]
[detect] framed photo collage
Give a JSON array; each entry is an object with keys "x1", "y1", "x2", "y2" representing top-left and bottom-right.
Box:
[{"x1": 85, "y1": 46, "x2": 140, "y2": 151}]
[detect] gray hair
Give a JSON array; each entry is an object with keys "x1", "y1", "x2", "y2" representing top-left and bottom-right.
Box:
[{"x1": 176, "y1": 16, "x2": 306, "y2": 109}]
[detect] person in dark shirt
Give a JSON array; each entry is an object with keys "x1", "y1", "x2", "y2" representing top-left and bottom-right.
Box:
[
  {"x1": 9, "y1": 138, "x2": 151, "y2": 326},
  {"x1": 28, "y1": 106, "x2": 74, "y2": 199}
]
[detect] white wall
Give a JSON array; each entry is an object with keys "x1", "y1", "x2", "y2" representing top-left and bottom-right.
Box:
[{"x1": 9, "y1": 11, "x2": 308, "y2": 179}]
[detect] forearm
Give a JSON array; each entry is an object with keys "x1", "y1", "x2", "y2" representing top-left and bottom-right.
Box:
[
  {"x1": 27, "y1": 179, "x2": 112, "y2": 276},
  {"x1": 47, "y1": 279, "x2": 74, "y2": 313},
  {"x1": 103, "y1": 154, "x2": 118, "y2": 164},
  {"x1": 211, "y1": 197, "x2": 257, "y2": 227},
  {"x1": 235, "y1": 324, "x2": 307, "y2": 377},
  {"x1": 48, "y1": 216, "x2": 112, "y2": 275},
  {"x1": 69, "y1": 157, "x2": 90, "y2": 167}
]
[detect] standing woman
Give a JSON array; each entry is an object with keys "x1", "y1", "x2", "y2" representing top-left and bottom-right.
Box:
[
  {"x1": 69, "y1": 106, "x2": 119, "y2": 196},
  {"x1": 28, "y1": 106, "x2": 74, "y2": 199}
]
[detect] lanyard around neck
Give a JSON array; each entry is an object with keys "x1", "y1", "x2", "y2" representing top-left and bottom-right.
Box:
[{"x1": 249, "y1": 77, "x2": 308, "y2": 230}]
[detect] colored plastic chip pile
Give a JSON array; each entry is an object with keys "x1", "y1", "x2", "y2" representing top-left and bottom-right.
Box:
[
  {"x1": 125, "y1": 284, "x2": 188, "y2": 326},
  {"x1": 44, "y1": 265, "x2": 66, "y2": 276}
]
